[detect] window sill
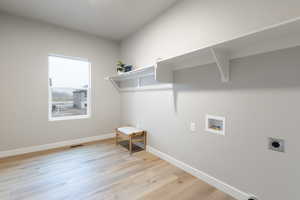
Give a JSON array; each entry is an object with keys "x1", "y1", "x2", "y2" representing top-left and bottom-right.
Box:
[{"x1": 49, "y1": 115, "x2": 90, "y2": 122}]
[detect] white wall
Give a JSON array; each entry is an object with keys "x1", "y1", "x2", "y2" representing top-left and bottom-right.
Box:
[
  {"x1": 0, "y1": 13, "x2": 120, "y2": 151},
  {"x1": 121, "y1": 48, "x2": 300, "y2": 199},
  {"x1": 120, "y1": 0, "x2": 300, "y2": 199},
  {"x1": 122, "y1": 0, "x2": 300, "y2": 67}
]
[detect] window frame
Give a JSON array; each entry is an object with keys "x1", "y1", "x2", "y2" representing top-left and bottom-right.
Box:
[{"x1": 48, "y1": 54, "x2": 92, "y2": 121}]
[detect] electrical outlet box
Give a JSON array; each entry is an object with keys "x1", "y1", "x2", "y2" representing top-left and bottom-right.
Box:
[
  {"x1": 268, "y1": 138, "x2": 285, "y2": 152},
  {"x1": 248, "y1": 197, "x2": 258, "y2": 200},
  {"x1": 190, "y1": 122, "x2": 196, "y2": 132},
  {"x1": 205, "y1": 115, "x2": 225, "y2": 135},
  {"x1": 136, "y1": 122, "x2": 140, "y2": 128}
]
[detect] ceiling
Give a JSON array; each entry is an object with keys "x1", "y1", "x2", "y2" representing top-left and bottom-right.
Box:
[{"x1": 0, "y1": 0, "x2": 179, "y2": 41}]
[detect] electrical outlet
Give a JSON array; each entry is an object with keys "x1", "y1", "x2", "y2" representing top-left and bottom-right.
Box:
[
  {"x1": 248, "y1": 197, "x2": 258, "y2": 200},
  {"x1": 190, "y1": 122, "x2": 196, "y2": 132},
  {"x1": 268, "y1": 138, "x2": 285, "y2": 152}
]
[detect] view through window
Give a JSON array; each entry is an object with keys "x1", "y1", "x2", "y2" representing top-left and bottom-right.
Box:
[{"x1": 49, "y1": 55, "x2": 91, "y2": 120}]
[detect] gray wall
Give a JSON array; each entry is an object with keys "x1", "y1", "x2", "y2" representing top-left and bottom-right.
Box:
[
  {"x1": 121, "y1": 47, "x2": 300, "y2": 200},
  {"x1": 120, "y1": 0, "x2": 300, "y2": 199},
  {"x1": 0, "y1": 13, "x2": 120, "y2": 151},
  {"x1": 121, "y1": 0, "x2": 300, "y2": 67}
]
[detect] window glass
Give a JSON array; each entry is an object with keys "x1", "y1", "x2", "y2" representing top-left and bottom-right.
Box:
[{"x1": 48, "y1": 55, "x2": 91, "y2": 120}]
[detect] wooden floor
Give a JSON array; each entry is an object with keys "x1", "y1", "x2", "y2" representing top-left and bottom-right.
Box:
[{"x1": 0, "y1": 139, "x2": 236, "y2": 200}]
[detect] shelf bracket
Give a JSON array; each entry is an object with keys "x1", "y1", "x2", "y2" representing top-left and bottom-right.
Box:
[
  {"x1": 210, "y1": 48, "x2": 230, "y2": 82},
  {"x1": 155, "y1": 62, "x2": 173, "y2": 83},
  {"x1": 108, "y1": 77, "x2": 121, "y2": 91}
]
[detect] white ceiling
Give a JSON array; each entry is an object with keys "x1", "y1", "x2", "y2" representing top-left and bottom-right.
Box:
[{"x1": 0, "y1": 0, "x2": 179, "y2": 41}]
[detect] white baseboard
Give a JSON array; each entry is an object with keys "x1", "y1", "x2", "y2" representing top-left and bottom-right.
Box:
[
  {"x1": 0, "y1": 133, "x2": 115, "y2": 159},
  {"x1": 147, "y1": 145, "x2": 257, "y2": 200}
]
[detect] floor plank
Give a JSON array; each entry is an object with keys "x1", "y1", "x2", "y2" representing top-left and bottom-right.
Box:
[{"x1": 0, "y1": 139, "x2": 236, "y2": 200}]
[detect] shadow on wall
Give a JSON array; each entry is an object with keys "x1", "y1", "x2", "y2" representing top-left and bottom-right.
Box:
[
  {"x1": 120, "y1": 46, "x2": 300, "y2": 200},
  {"x1": 171, "y1": 46, "x2": 300, "y2": 111}
]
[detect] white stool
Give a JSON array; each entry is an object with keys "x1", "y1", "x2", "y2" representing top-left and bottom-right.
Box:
[{"x1": 116, "y1": 127, "x2": 147, "y2": 154}]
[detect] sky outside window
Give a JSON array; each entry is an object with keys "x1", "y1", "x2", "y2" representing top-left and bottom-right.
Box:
[{"x1": 49, "y1": 56, "x2": 90, "y2": 88}]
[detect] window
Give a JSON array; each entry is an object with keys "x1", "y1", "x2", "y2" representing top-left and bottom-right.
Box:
[{"x1": 48, "y1": 55, "x2": 91, "y2": 121}]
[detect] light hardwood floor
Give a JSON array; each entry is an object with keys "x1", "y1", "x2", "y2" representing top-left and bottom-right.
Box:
[{"x1": 0, "y1": 139, "x2": 236, "y2": 200}]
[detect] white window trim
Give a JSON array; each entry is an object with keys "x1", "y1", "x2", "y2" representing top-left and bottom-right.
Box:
[{"x1": 48, "y1": 54, "x2": 92, "y2": 121}]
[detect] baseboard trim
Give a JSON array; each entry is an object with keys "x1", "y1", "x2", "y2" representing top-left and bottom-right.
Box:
[
  {"x1": 147, "y1": 145, "x2": 257, "y2": 200},
  {"x1": 0, "y1": 133, "x2": 115, "y2": 159}
]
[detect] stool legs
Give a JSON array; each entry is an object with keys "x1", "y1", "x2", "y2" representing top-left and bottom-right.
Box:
[
  {"x1": 129, "y1": 136, "x2": 133, "y2": 155},
  {"x1": 143, "y1": 132, "x2": 147, "y2": 151},
  {"x1": 116, "y1": 129, "x2": 147, "y2": 155},
  {"x1": 115, "y1": 132, "x2": 118, "y2": 145}
]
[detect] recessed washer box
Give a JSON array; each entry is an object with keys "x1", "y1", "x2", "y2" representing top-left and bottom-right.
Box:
[{"x1": 205, "y1": 115, "x2": 225, "y2": 135}]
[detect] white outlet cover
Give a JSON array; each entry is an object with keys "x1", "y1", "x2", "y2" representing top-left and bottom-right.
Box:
[{"x1": 190, "y1": 122, "x2": 196, "y2": 132}]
